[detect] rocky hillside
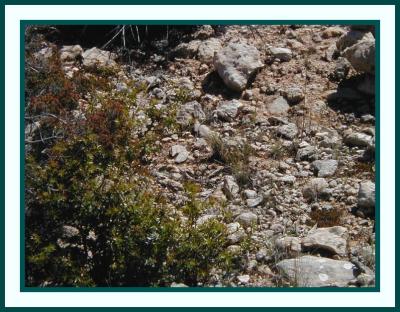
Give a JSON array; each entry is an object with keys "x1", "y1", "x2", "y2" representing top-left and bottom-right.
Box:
[{"x1": 25, "y1": 24, "x2": 376, "y2": 287}]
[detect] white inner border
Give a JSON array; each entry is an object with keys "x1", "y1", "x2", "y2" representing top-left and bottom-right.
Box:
[{"x1": 5, "y1": 4, "x2": 395, "y2": 308}]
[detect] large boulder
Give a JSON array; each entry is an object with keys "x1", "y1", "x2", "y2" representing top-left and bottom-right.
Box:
[
  {"x1": 336, "y1": 31, "x2": 374, "y2": 52},
  {"x1": 60, "y1": 45, "x2": 83, "y2": 62},
  {"x1": 214, "y1": 42, "x2": 263, "y2": 92},
  {"x1": 312, "y1": 159, "x2": 338, "y2": 177},
  {"x1": 197, "y1": 38, "x2": 222, "y2": 63},
  {"x1": 343, "y1": 38, "x2": 375, "y2": 74},
  {"x1": 302, "y1": 226, "x2": 348, "y2": 256},
  {"x1": 276, "y1": 256, "x2": 357, "y2": 287},
  {"x1": 172, "y1": 40, "x2": 201, "y2": 58},
  {"x1": 82, "y1": 47, "x2": 117, "y2": 68}
]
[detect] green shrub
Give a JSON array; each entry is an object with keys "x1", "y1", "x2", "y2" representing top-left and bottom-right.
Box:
[{"x1": 25, "y1": 42, "x2": 236, "y2": 287}]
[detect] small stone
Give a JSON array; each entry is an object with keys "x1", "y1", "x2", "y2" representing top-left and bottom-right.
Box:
[
  {"x1": 282, "y1": 87, "x2": 304, "y2": 104},
  {"x1": 322, "y1": 27, "x2": 345, "y2": 39},
  {"x1": 266, "y1": 97, "x2": 290, "y2": 116},
  {"x1": 270, "y1": 223, "x2": 285, "y2": 234},
  {"x1": 214, "y1": 99, "x2": 242, "y2": 121},
  {"x1": 358, "y1": 181, "x2": 375, "y2": 215},
  {"x1": 61, "y1": 225, "x2": 80, "y2": 238},
  {"x1": 312, "y1": 159, "x2": 338, "y2": 177},
  {"x1": 82, "y1": 47, "x2": 117, "y2": 68},
  {"x1": 256, "y1": 248, "x2": 268, "y2": 261},
  {"x1": 268, "y1": 47, "x2": 292, "y2": 62},
  {"x1": 277, "y1": 123, "x2": 298, "y2": 140},
  {"x1": 171, "y1": 282, "x2": 189, "y2": 287},
  {"x1": 344, "y1": 131, "x2": 373, "y2": 148},
  {"x1": 237, "y1": 274, "x2": 250, "y2": 284},
  {"x1": 223, "y1": 176, "x2": 240, "y2": 199},
  {"x1": 227, "y1": 244, "x2": 242, "y2": 255},
  {"x1": 170, "y1": 145, "x2": 189, "y2": 163},
  {"x1": 235, "y1": 212, "x2": 258, "y2": 228},
  {"x1": 176, "y1": 101, "x2": 206, "y2": 126},
  {"x1": 244, "y1": 189, "x2": 257, "y2": 199},
  {"x1": 296, "y1": 145, "x2": 316, "y2": 161},
  {"x1": 303, "y1": 178, "x2": 330, "y2": 202},
  {"x1": 275, "y1": 236, "x2": 302, "y2": 253},
  {"x1": 246, "y1": 196, "x2": 263, "y2": 208}
]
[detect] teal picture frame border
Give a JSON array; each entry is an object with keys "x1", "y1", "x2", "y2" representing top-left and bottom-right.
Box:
[
  {"x1": 0, "y1": 0, "x2": 400, "y2": 311},
  {"x1": 18, "y1": 19, "x2": 381, "y2": 293}
]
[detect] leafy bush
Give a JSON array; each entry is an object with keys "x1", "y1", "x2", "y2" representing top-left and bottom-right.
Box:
[{"x1": 25, "y1": 44, "x2": 236, "y2": 287}]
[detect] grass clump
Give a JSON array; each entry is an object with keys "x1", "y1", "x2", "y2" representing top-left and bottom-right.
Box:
[{"x1": 206, "y1": 134, "x2": 254, "y2": 187}]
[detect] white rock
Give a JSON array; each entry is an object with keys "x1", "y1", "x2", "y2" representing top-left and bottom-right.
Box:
[
  {"x1": 214, "y1": 42, "x2": 263, "y2": 92},
  {"x1": 276, "y1": 256, "x2": 357, "y2": 287},
  {"x1": 82, "y1": 47, "x2": 117, "y2": 67},
  {"x1": 269, "y1": 47, "x2": 292, "y2": 62},
  {"x1": 197, "y1": 38, "x2": 222, "y2": 63}
]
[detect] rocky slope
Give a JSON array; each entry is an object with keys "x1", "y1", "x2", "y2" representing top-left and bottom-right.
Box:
[{"x1": 26, "y1": 24, "x2": 376, "y2": 287}]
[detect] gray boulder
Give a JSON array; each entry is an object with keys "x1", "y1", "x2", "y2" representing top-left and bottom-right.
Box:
[
  {"x1": 343, "y1": 38, "x2": 375, "y2": 74},
  {"x1": 172, "y1": 40, "x2": 201, "y2": 58},
  {"x1": 268, "y1": 47, "x2": 292, "y2": 62},
  {"x1": 296, "y1": 145, "x2": 316, "y2": 161},
  {"x1": 336, "y1": 31, "x2": 374, "y2": 51},
  {"x1": 235, "y1": 212, "x2": 258, "y2": 228},
  {"x1": 358, "y1": 181, "x2": 375, "y2": 215},
  {"x1": 214, "y1": 99, "x2": 242, "y2": 121},
  {"x1": 302, "y1": 226, "x2": 348, "y2": 256},
  {"x1": 246, "y1": 196, "x2": 264, "y2": 208},
  {"x1": 170, "y1": 145, "x2": 189, "y2": 164},
  {"x1": 344, "y1": 131, "x2": 373, "y2": 148},
  {"x1": 266, "y1": 97, "x2": 290, "y2": 116},
  {"x1": 198, "y1": 38, "x2": 222, "y2": 63},
  {"x1": 214, "y1": 42, "x2": 263, "y2": 92},
  {"x1": 60, "y1": 45, "x2": 83, "y2": 62},
  {"x1": 312, "y1": 159, "x2": 338, "y2": 177},
  {"x1": 82, "y1": 47, "x2": 117, "y2": 67},
  {"x1": 276, "y1": 255, "x2": 357, "y2": 287},
  {"x1": 276, "y1": 123, "x2": 298, "y2": 140}
]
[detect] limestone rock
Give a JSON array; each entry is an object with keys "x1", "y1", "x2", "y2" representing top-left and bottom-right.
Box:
[
  {"x1": 198, "y1": 38, "x2": 222, "y2": 63},
  {"x1": 82, "y1": 47, "x2": 117, "y2": 67},
  {"x1": 214, "y1": 42, "x2": 263, "y2": 92},
  {"x1": 312, "y1": 159, "x2": 338, "y2": 177},
  {"x1": 276, "y1": 256, "x2": 357, "y2": 287},
  {"x1": 302, "y1": 226, "x2": 348, "y2": 256}
]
